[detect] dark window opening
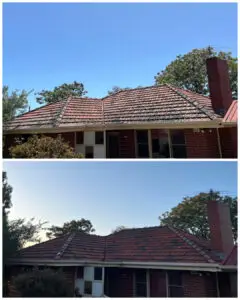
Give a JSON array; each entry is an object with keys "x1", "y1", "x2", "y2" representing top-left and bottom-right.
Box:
[
  {"x1": 168, "y1": 271, "x2": 183, "y2": 297},
  {"x1": 170, "y1": 130, "x2": 187, "y2": 158},
  {"x1": 94, "y1": 267, "x2": 102, "y2": 280},
  {"x1": 77, "y1": 266, "x2": 84, "y2": 279},
  {"x1": 152, "y1": 135, "x2": 170, "y2": 158},
  {"x1": 76, "y1": 132, "x2": 84, "y2": 144},
  {"x1": 95, "y1": 131, "x2": 104, "y2": 144},
  {"x1": 84, "y1": 281, "x2": 92, "y2": 295},
  {"x1": 85, "y1": 146, "x2": 94, "y2": 158},
  {"x1": 136, "y1": 130, "x2": 149, "y2": 158},
  {"x1": 135, "y1": 269, "x2": 147, "y2": 297}
]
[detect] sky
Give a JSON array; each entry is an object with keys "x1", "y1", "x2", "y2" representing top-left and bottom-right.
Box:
[
  {"x1": 3, "y1": 2, "x2": 237, "y2": 110},
  {"x1": 3, "y1": 161, "x2": 237, "y2": 237}
]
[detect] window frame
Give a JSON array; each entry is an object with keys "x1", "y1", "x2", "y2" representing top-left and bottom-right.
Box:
[
  {"x1": 135, "y1": 130, "x2": 150, "y2": 158},
  {"x1": 84, "y1": 280, "x2": 92, "y2": 295},
  {"x1": 170, "y1": 130, "x2": 187, "y2": 158},
  {"x1": 167, "y1": 271, "x2": 184, "y2": 297},
  {"x1": 134, "y1": 269, "x2": 149, "y2": 297},
  {"x1": 76, "y1": 132, "x2": 84, "y2": 145}
]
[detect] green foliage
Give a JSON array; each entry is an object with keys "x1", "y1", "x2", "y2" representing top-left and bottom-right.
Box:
[
  {"x1": 2, "y1": 171, "x2": 13, "y2": 215},
  {"x1": 107, "y1": 86, "x2": 131, "y2": 95},
  {"x1": 46, "y1": 219, "x2": 95, "y2": 239},
  {"x1": 13, "y1": 268, "x2": 73, "y2": 297},
  {"x1": 159, "y1": 190, "x2": 237, "y2": 241},
  {"x1": 3, "y1": 86, "x2": 31, "y2": 122},
  {"x1": 36, "y1": 81, "x2": 87, "y2": 104},
  {"x1": 111, "y1": 225, "x2": 126, "y2": 233},
  {"x1": 9, "y1": 135, "x2": 84, "y2": 159},
  {"x1": 155, "y1": 46, "x2": 238, "y2": 99}
]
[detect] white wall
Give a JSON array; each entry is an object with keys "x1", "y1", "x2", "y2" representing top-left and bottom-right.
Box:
[
  {"x1": 75, "y1": 266, "x2": 104, "y2": 297},
  {"x1": 75, "y1": 131, "x2": 106, "y2": 158}
]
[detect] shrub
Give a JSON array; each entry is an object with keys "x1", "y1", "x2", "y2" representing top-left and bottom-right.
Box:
[
  {"x1": 13, "y1": 268, "x2": 73, "y2": 297},
  {"x1": 9, "y1": 135, "x2": 84, "y2": 158}
]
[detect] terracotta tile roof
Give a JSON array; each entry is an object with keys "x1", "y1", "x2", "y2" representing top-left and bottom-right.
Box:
[
  {"x1": 11, "y1": 226, "x2": 224, "y2": 265},
  {"x1": 4, "y1": 85, "x2": 221, "y2": 132},
  {"x1": 222, "y1": 245, "x2": 237, "y2": 266},
  {"x1": 223, "y1": 100, "x2": 238, "y2": 123}
]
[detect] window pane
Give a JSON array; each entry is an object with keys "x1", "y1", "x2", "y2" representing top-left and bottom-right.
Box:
[
  {"x1": 172, "y1": 145, "x2": 187, "y2": 158},
  {"x1": 84, "y1": 281, "x2": 92, "y2": 295},
  {"x1": 76, "y1": 132, "x2": 84, "y2": 144},
  {"x1": 77, "y1": 266, "x2": 84, "y2": 279},
  {"x1": 152, "y1": 138, "x2": 159, "y2": 153},
  {"x1": 169, "y1": 286, "x2": 184, "y2": 297},
  {"x1": 171, "y1": 130, "x2": 185, "y2": 145},
  {"x1": 136, "y1": 283, "x2": 147, "y2": 297},
  {"x1": 168, "y1": 271, "x2": 182, "y2": 286},
  {"x1": 94, "y1": 267, "x2": 102, "y2": 280},
  {"x1": 95, "y1": 131, "x2": 104, "y2": 144},
  {"x1": 138, "y1": 144, "x2": 149, "y2": 158},
  {"x1": 85, "y1": 146, "x2": 94, "y2": 158},
  {"x1": 136, "y1": 130, "x2": 148, "y2": 143}
]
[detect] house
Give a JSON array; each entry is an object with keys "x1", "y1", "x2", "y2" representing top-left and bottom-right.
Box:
[
  {"x1": 3, "y1": 57, "x2": 237, "y2": 159},
  {"x1": 7, "y1": 200, "x2": 237, "y2": 297}
]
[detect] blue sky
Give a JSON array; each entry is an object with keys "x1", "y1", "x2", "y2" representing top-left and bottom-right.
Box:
[
  {"x1": 3, "y1": 3, "x2": 237, "y2": 110},
  {"x1": 3, "y1": 161, "x2": 237, "y2": 236}
]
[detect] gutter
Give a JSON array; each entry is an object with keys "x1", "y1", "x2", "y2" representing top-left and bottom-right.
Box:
[
  {"x1": 7, "y1": 259, "x2": 221, "y2": 272},
  {"x1": 4, "y1": 120, "x2": 223, "y2": 135}
]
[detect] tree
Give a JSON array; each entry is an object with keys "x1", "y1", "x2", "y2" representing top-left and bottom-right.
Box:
[
  {"x1": 13, "y1": 268, "x2": 73, "y2": 297},
  {"x1": 159, "y1": 190, "x2": 237, "y2": 241},
  {"x1": 107, "y1": 86, "x2": 130, "y2": 95},
  {"x1": 155, "y1": 46, "x2": 238, "y2": 99},
  {"x1": 3, "y1": 86, "x2": 31, "y2": 122},
  {"x1": 46, "y1": 219, "x2": 95, "y2": 239},
  {"x1": 111, "y1": 225, "x2": 126, "y2": 234},
  {"x1": 9, "y1": 135, "x2": 84, "y2": 159},
  {"x1": 36, "y1": 81, "x2": 87, "y2": 104},
  {"x1": 3, "y1": 171, "x2": 13, "y2": 215}
]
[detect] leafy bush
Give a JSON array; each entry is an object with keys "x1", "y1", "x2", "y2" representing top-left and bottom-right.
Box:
[
  {"x1": 9, "y1": 135, "x2": 84, "y2": 158},
  {"x1": 13, "y1": 268, "x2": 73, "y2": 297}
]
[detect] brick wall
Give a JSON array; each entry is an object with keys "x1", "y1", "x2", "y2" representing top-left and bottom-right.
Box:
[
  {"x1": 150, "y1": 270, "x2": 167, "y2": 297},
  {"x1": 183, "y1": 271, "x2": 217, "y2": 297},
  {"x1": 219, "y1": 127, "x2": 237, "y2": 158},
  {"x1": 184, "y1": 129, "x2": 220, "y2": 158},
  {"x1": 119, "y1": 130, "x2": 135, "y2": 158}
]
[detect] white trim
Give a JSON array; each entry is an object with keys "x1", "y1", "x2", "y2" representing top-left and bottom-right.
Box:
[
  {"x1": 8, "y1": 259, "x2": 222, "y2": 271},
  {"x1": 146, "y1": 269, "x2": 150, "y2": 297},
  {"x1": 148, "y1": 130, "x2": 152, "y2": 158},
  {"x1": 167, "y1": 129, "x2": 173, "y2": 158},
  {"x1": 165, "y1": 271, "x2": 169, "y2": 297},
  {"x1": 216, "y1": 127, "x2": 222, "y2": 158},
  {"x1": 4, "y1": 120, "x2": 224, "y2": 135}
]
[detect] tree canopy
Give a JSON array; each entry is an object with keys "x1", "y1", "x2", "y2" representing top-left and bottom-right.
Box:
[
  {"x1": 111, "y1": 225, "x2": 126, "y2": 234},
  {"x1": 46, "y1": 219, "x2": 95, "y2": 239},
  {"x1": 9, "y1": 135, "x2": 84, "y2": 159},
  {"x1": 155, "y1": 46, "x2": 238, "y2": 99},
  {"x1": 159, "y1": 190, "x2": 237, "y2": 241},
  {"x1": 36, "y1": 81, "x2": 87, "y2": 104},
  {"x1": 13, "y1": 268, "x2": 73, "y2": 297},
  {"x1": 2, "y1": 86, "x2": 30, "y2": 123},
  {"x1": 107, "y1": 86, "x2": 131, "y2": 95}
]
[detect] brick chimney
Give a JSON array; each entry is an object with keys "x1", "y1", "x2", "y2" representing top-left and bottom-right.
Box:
[
  {"x1": 207, "y1": 200, "x2": 234, "y2": 254},
  {"x1": 206, "y1": 57, "x2": 233, "y2": 115}
]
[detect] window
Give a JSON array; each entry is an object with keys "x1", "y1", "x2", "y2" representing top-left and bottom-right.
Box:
[
  {"x1": 170, "y1": 130, "x2": 187, "y2": 158},
  {"x1": 168, "y1": 271, "x2": 184, "y2": 297},
  {"x1": 95, "y1": 131, "x2": 104, "y2": 144},
  {"x1": 136, "y1": 130, "x2": 149, "y2": 158},
  {"x1": 151, "y1": 130, "x2": 170, "y2": 158},
  {"x1": 94, "y1": 267, "x2": 102, "y2": 280},
  {"x1": 77, "y1": 266, "x2": 84, "y2": 279},
  {"x1": 84, "y1": 281, "x2": 92, "y2": 295},
  {"x1": 135, "y1": 269, "x2": 147, "y2": 297},
  {"x1": 76, "y1": 132, "x2": 84, "y2": 144},
  {"x1": 85, "y1": 146, "x2": 94, "y2": 158}
]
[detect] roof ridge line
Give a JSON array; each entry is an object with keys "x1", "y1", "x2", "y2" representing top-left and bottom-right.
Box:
[
  {"x1": 167, "y1": 225, "x2": 215, "y2": 263},
  {"x1": 54, "y1": 233, "x2": 76, "y2": 259},
  {"x1": 166, "y1": 84, "x2": 217, "y2": 120},
  {"x1": 53, "y1": 97, "x2": 71, "y2": 127}
]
